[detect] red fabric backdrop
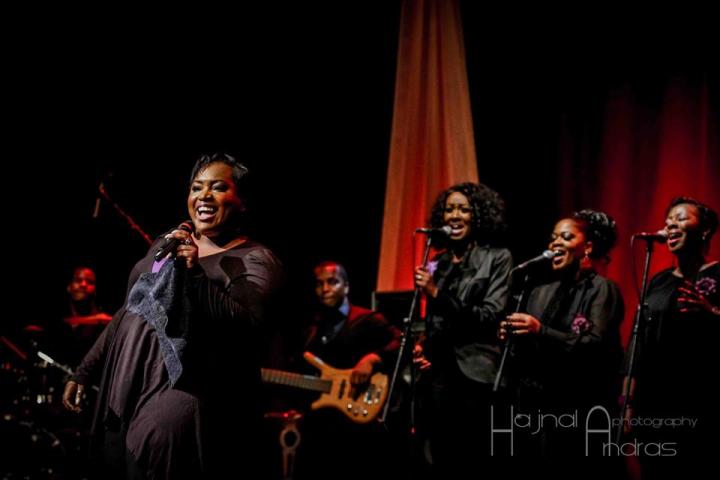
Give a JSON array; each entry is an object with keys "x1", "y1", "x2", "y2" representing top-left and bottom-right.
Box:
[
  {"x1": 377, "y1": 0, "x2": 479, "y2": 293},
  {"x1": 558, "y1": 74, "x2": 719, "y2": 344}
]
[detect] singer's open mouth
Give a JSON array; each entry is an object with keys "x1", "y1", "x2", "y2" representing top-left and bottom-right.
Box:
[
  {"x1": 448, "y1": 223, "x2": 465, "y2": 235},
  {"x1": 667, "y1": 233, "x2": 682, "y2": 248},
  {"x1": 551, "y1": 248, "x2": 567, "y2": 265},
  {"x1": 196, "y1": 205, "x2": 218, "y2": 221}
]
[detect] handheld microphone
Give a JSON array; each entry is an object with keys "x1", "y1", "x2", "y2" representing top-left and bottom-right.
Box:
[
  {"x1": 513, "y1": 250, "x2": 560, "y2": 270},
  {"x1": 415, "y1": 226, "x2": 453, "y2": 236},
  {"x1": 154, "y1": 221, "x2": 195, "y2": 261},
  {"x1": 633, "y1": 230, "x2": 668, "y2": 243}
]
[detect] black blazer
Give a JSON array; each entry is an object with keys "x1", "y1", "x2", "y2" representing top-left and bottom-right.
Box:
[{"x1": 426, "y1": 244, "x2": 513, "y2": 384}]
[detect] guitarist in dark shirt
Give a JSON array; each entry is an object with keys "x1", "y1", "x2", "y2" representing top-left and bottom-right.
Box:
[{"x1": 294, "y1": 261, "x2": 401, "y2": 480}]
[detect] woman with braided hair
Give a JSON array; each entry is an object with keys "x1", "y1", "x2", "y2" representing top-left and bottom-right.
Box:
[{"x1": 500, "y1": 209, "x2": 625, "y2": 457}]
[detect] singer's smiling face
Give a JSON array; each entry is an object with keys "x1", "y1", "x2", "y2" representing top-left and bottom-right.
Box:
[
  {"x1": 664, "y1": 203, "x2": 703, "y2": 254},
  {"x1": 188, "y1": 162, "x2": 244, "y2": 238},
  {"x1": 443, "y1": 191, "x2": 472, "y2": 241},
  {"x1": 548, "y1": 219, "x2": 591, "y2": 271}
]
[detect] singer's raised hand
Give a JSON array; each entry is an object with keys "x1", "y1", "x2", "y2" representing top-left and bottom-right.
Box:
[
  {"x1": 413, "y1": 342, "x2": 432, "y2": 370},
  {"x1": 414, "y1": 266, "x2": 438, "y2": 298},
  {"x1": 678, "y1": 280, "x2": 719, "y2": 315},
  {"x1": 166, "y1": 229, "x2": 198, "y2": 269}
]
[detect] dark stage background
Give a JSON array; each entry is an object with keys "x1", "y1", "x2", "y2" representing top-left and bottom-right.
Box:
[{"x1": 5, "y1": 3, "x2": 717, "y2": 346}]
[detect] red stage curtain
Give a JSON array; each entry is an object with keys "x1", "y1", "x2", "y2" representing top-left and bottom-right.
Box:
[
  {"x1": 377, "y1": 0, "x2": 479, "y2": 292},
  {"x1": 559, "y1": 73, "x2": 719, "y2": 345}
]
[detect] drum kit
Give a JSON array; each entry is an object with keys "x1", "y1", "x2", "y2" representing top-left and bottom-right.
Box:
[{"x1": 1, "y1": 333, "x2": 90, "y2": 479}]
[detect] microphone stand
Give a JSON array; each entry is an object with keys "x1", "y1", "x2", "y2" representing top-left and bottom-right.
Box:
[
  {"x1": 493, "y1": 270, "x2": 530, "y2": 393},
  {"x1": 492, "y1": 252, "x2": 559, "y2": 392},
  {"x1": 37, "y1": 351, "x2": 100, "y2": 392},
  {"x1": 97, "y1": 182, "x2": 152, "y2": 246},
  {"x1": 616, "y1": 237, "x2": 655, "y2": 443},
  {"x1": 380, "y1": 232, "x2": 434, "y2": 428}
]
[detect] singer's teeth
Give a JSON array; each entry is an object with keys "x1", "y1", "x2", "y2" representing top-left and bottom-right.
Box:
[{"x1": 197, "y1": 206, "x2": 217, "y2": 214}]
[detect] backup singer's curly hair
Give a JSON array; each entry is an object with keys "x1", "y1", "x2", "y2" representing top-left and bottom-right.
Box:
[
  {"x1": 429, "y1": 182, "x2": 508, "y2": 247},
  {"x1": 571, "y1": 209, "x2": 618, "y2": 261}
]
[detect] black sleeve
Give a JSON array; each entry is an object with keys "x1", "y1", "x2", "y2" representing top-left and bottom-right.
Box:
[
  {"x1": 186, "y1": 249, "x2": 284, "y2": 329},
  {"x1": 430, "y1": 249, "x2": 513, "y2": 335},
  {"x1": 71, "y1": 309, "x2": 122, "y2": 385},
  {"x1": 630, "y1": 271, "x2": 668, "y2": 379},
  {"x1": 71, "y1": 240, "x2": 164, "y2": 386},
  {"x1": 540, "y1": 279, "x2": 624, "y2": 352}
]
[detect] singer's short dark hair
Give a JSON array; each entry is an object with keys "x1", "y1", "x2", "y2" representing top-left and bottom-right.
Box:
[
  {"x1": 189, "y1": 152, "x2": 249, "y2": 192},
  {"x1": 665, "y1": 196, "x2": 718, "y2": 243},
  {"x1": 314, "y1": 261, "x2": 349, "y2": 284},
  {"x1": 429, "y1": 182, "x2": 507, "y2": 247},
  {"x1": 571, "y1": 209, "x2": 618, "y2": 261}
]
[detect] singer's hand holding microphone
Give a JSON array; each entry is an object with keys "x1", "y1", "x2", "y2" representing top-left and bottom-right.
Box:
[
  {"x1": 414, "y1": 266, "x2": 438, "y2": 298},
  {"x1": 413, "y1": 226, "x2": 450, "y2": 298},
  {"x1": 499, "y1": 313, "x2": 542, "y2": 340},
  {"x1": 498, "y1": 249, "x2": 561, "y2": 341},
  {"x1": 155, "y1": 221, "x2": 198, "y2": 269}
]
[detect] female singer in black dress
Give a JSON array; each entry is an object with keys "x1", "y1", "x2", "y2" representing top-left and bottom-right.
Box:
[
  {"x1": 63, "y1": 153, "x2": 284, "y2": 479},
  {"x1": 631, "y1": 197, "x2": 719, "y2": 470},
  {"x1": 413, "y1": 182, "x2": 513, "y2": 475},
  {"x1": 500, "y1": 209, "x2": 624, "y2": 457}
]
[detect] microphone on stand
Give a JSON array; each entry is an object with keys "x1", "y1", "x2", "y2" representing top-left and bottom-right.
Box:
[
  {"x1": 632, "y1": 230, "x2": 668, "y2": 243},
  {"x1": 154, "y1": 221, "x2": 195, "y2": 261},
  {"x1": 415, "y1": 226, "x2": 453, "y2": 236},
  {"x1": 512, "y1": 250, "x2": 561, "y2": 271}
]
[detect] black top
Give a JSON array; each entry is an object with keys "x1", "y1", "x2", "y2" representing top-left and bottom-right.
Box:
[
  {"x1": 426, "y1": 244, "x2": 513, "y2": 384},
  {"x1": 635, "y1": 262, "x2": 720, "y2": 421},
  {"x1": 514, "y1": 271, "x2": 624, "y2": 410}
]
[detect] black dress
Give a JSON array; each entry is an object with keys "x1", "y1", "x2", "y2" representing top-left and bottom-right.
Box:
[
  {"x1": 423, "y1": 244, "x2": 513, "y2": 472},
  {"x1": 634, "y1": 262, "x2": 720, "y2": 462},
  {"x1": 73, "y1": 238, "x2": 283, "y2": 479},
  {"x1": 513, "y1": 271, "x2": 624, "y2": 457}
]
